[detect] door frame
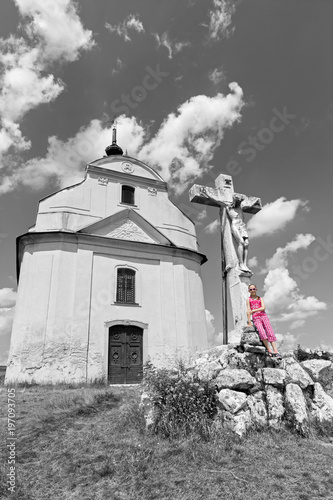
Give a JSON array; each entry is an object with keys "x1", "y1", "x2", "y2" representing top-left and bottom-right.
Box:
[{"x1": 104, "y1": 320, "x2": 148, "y2": 382}]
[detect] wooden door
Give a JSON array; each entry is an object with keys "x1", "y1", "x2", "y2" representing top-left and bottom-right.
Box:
[{"x1": 108, "y1": 326, "x2": 143, "y2": 384}]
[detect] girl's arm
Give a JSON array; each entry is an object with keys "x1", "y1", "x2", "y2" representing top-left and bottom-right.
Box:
[
  {"x1": 250, "y1": 298, "x2": 266, "y2": 314},
  {"x1": 246, "y1": 298, "x2": 252, "y2": 326}
]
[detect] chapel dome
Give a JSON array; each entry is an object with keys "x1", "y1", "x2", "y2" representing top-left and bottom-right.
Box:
[
  {"x1": 105, "y1": 142, "x2": 123, "y2": 156},
  {"x1": 105, "y1": 124, "x2": 123, "y2": 156}
]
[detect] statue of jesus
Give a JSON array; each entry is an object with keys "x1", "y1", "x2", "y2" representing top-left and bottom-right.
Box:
[{"x1": 226, "y1": 203, "x2": 251, "y2": 273}]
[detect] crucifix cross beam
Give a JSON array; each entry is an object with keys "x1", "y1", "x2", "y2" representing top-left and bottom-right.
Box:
[
  {"x1": 189, "y1": 173, "x2": 262, "y2": 344},
  {"x1": 190, "y1": 173, "x2": 261, "y2": 213}
]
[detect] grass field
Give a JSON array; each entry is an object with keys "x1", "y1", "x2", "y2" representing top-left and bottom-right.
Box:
[{"x1": 1, "y1": 383, "x2": 333, "y2": 500}]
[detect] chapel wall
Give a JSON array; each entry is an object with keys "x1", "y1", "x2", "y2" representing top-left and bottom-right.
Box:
[
  {"x1": 6, "y1": 237, "x2": 208, "y2": 384},
  {"x1": 33, "y1": 169, "x2": 198, "y2": 251}
]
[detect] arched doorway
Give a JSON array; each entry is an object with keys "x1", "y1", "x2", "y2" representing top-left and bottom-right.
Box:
[{"x1": 108, "y1": 325, "x2": 143, "y2": 384}]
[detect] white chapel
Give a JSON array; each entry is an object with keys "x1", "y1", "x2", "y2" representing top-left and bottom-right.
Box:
[{"x1": 5, "y1": 131, "x2": 208, "y2": 384}]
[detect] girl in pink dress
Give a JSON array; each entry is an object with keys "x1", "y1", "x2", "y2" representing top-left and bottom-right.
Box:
[{"x1": 246, "y1": 284, "x2": 282, "y2": 359}]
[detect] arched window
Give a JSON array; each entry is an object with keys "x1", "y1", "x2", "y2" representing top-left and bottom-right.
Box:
[
  {"x1": 121, "y1": 185, "x2": 135, "y2": 205},
  {"x1": 116, "y1": 268, "x2": 136, "y2": 303}
]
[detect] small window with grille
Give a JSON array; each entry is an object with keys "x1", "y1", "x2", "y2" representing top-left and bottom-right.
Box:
[
  {"x1": 116, "y1": 268, "x2": 136, "y2": 303},
  {"x1": 121, "y1": 185, "x2": 135, "y2": 205}
]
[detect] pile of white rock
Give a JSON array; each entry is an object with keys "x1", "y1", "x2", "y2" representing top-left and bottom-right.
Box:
[
  {"x1": 141, "y1": 327, "x2": 333, "y2": 437},
  {"x1": 189, "y1": 327, "x2": 333, "y2": 436}
]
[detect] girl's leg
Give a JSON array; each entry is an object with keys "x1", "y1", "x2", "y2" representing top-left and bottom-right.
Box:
[
  {"x1": 253, "y1": 318, "x2": 272, "y2": 353},
  {"x1": 262, "y1": 339, "x2": 273, "y2": 353},
  {"x1": 261, "y1": 316, "x2": 277, "y2": 343},
  {"x1": 270, "y1": 341, "x2": 278, "y2": 354}
]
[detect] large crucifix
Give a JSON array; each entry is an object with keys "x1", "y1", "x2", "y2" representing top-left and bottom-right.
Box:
[{"x1": 189, "y1": 173, "x2": 262, "y2": 344}]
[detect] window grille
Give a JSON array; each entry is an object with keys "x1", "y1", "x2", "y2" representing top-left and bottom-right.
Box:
[
  {"x1": 116, "y1": 268, "x2": 136, "y2": 303},
  {"x1": 121, "y1": 185, "x2": 135, "y2": 205}
]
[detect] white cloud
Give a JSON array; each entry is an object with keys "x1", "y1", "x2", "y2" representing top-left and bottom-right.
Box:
[
  {"x1": 275, "y1": 331, "x2": 299, "y2": 352},
  {"x1": 140, "y1": 82, "x2": 244, "y2": 193},
  {"x1": 105, "y1": 14, "x2": 145, "y2": 42},
  {"x1": 204, "y1": 219, "x2": 220, "y2": 234},
  {"x1": 153, "y1": 32, "x2": 190, "y2": 59},
  {"x1": 263, "y1": 267, "x2": 298, "y2": 314},
  {"x1": 0, "y1": 116, "x2": 145, "y2": 193},
  {"x1": 0, "y1": 288, "x2": 17, "y2": 308},
  {"x1": 14, "y1": 0, "x2": 94, "y2": 63},
  {"x1": 289, "y1": 319, "x2": 305, "y2": 330},
  {"x1": 0, "y1": 308, "x2": 15, "y2": 338},
  {"x1": 1, "y1": 82, "x2": 244, "y2": 195},
  {"x1": 0, "y1": 38, "x2": 64, "y2": 123},
  {"x1": 247, "y1": 197, "x2": 309, "y2": 238},
  {"x1": 277, "y1": 295, "x2": 327, "y2": 324},
  {"x1": 0, "y1": 0, "x2": 94, "y2": 163},
  {"x1": 0, "y1": 288, "x2": 16, "y2": 342},
  {"x1": 248, "y1": 256, "x2": 258, "y2": 268},
  {"x1": 262, "y1": 266, "x2": 327, "y2": 329},
  {"x1": 205, "y1": 309, "x2": 215, "y2": 345},
  {"x1": 0, "y1": 118, "x2": 31, "y2": 158},
  {"x1": 265, "y1": 233, "x2": 315, "y2": 270},
  {"x1": 196, "y1": 208, "x2": 208, "y2": 222},
  {"x1": 112, "y1": 58, "x2": 125, "y2": 76},
  {"x1": 208, "y1": 67, "x2": 225, "y2": 84},
  {"x1": 206, "y1": 0, "x2": 235, "y2": 41},
  {"x1": 205, "y1": 309, "x2": 223, "y2": 346}
]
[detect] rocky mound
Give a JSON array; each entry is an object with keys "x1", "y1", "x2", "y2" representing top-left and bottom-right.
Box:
[
  {"x1": 189, "y1": 327, "x2": 333, "y2": 436},
  {"x1": 141, "y1": 327, "x2": 333, "y2": 437}
]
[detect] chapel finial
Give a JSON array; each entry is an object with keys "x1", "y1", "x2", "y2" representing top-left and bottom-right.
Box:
[
  {"x1": 105, "y1": 118, "x2": 123, "y2": 156},
  {"x1": 112, "y1": 120, "x2": 117, "y2": 144}
]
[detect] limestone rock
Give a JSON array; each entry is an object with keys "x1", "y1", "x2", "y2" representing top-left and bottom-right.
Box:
[
  {"x1": 283, "y1": 357, "x2": 314, "y2": 389},
  {"x1": 227, "y1": 342, "x2": 241, "y2": 350},
  {"x1": 215, "y1": 368, "x2": 256, "y2": 391},
  {"x1": 196, "y1": 359, "x2": 222, "y2": 381},
  {"x1": 247, "y1": 391, "x2": 268, "y2": 429},
  {"x1": 140, "y1": 392, "x2": 156, "y2": 429},
  {"x1": 219, "y1": 350, "x2": 265, "y2": 377},
  {"x1": 243, "y1": 352, "x2": 266, "y2": 376},
  {"x1": 222, "y1": 408, "x2": 252, "y2": 437},
  {"x1": 266, "y1": 386, "x2": 285, "y2": 429},
  {"x1": 233, "y1": 409, "x2": 252, "y2": 437},
  {"x1": 243, "y1": 344, "x2": 266, "y2": 354},
  {"x1": 228, "y1": 329, "x2": 242, "y2": 345},
  {"x1": 285, "y1": 383, "x2": 309, "y2": 435},
  {"x1": 241, "y1": 329, "x2": 262, "y2": 347},
  {"x1": 311, "y1": 382, "x2": 333, "y2": 424},
  {"x1": 218, "y1": 348, "x2": 239, "y2": 369},
  {"x1": 301, "y1": 359, "x2": 333, "y2": 387},
  {"x1": 262, "y1": 368, "x2": 286, "y2": 388},
  {"x1": 195, "y1": 345, "x2": 228, "y2": 362},
  {"x1": 217, "y1": 388, "x2": 247, "y2": 414},
  {"x1": 218, "y1": 349, "x2": 250, "y2": 370}
]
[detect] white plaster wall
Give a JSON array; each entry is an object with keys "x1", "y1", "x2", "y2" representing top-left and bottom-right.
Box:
[
  {"x1": 6, "y1": 238, "x2": 208, "y2": 384},
  {"x1": 33, "y1": 158, "x2": 198, "y2": 251}
]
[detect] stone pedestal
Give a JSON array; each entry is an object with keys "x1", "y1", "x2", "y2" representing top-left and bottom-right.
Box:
[{"x1": 228, "y1": 271, "x2": 252, "y2": 344}]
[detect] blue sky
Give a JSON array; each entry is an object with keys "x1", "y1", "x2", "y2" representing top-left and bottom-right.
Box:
[{"x1": 0, "y1": 0, "x2": 332, "y2": 363}]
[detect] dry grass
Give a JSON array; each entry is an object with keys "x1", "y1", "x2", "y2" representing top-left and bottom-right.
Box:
[{"x1": 1, "y1": 384, "x2": 333, "y2": 500}]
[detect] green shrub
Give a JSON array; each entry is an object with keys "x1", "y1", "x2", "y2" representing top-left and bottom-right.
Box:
[{"x1": 143, "y1": 361, "x2": 218, "y2": 439}]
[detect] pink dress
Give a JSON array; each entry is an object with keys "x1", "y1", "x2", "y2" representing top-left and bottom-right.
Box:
[{"x1": 249, "y1": 297, "x2": 276, "y2": 342}]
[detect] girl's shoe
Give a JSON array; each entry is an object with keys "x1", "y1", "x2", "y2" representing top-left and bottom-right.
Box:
[
  {"x1": 273, "y1": 352, "x2": 282, "y2": 359},
  {"x1": 266, "y1": 351, "x2": 274, "y2": 358}
]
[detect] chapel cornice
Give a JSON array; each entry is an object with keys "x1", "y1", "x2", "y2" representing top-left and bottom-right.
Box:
[
  {"x1": 87, "y1": 164, "x2": 168, "y2": 191},
  {"x1": 16, "y1": 230, "x2": 207, "y2": 280}
]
